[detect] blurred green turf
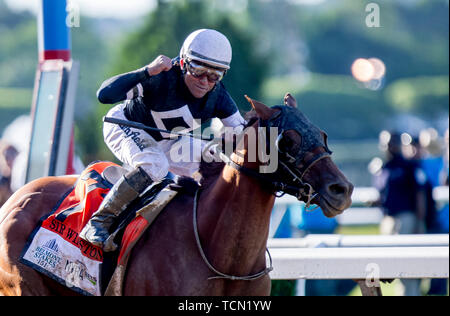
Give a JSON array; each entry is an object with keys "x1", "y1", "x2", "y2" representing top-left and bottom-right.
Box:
[{"x1": 336, "y1": 225, "x2": 380, "y2": 235}]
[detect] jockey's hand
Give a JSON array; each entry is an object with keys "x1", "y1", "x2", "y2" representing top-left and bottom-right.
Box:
[{"x1": 146, "y1": 55, "x2": 173, "y2": 76}]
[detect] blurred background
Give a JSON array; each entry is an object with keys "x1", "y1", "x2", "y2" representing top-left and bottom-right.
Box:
[{"x1": 0, "y1": 0, "x2": 448, "y2": 187}]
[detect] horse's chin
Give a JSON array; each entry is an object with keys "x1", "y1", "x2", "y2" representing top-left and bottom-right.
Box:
[{"x1": 317, "y1": 197, "x2": 347, "y2": 218}]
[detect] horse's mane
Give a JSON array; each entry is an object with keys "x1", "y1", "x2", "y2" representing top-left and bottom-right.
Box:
[{"x1": 199, "y1": 110, "x2": 258, "y2": 188}]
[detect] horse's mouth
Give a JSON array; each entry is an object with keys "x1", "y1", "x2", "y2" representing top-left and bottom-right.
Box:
[{"x1": 316, "y1": 195, "x2": 348, "y2": 218}]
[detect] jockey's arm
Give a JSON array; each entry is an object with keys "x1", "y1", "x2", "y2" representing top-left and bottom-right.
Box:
[
  {"x1": 97, "y1": 67, "x2": 150, "y2": 104},
  {"x1": 219, "y1": 110, "x2": 247, "y2": 145},
  {"x1": 220, "y1": 110, "x2": 246, "y2": 133},
  {"x1": 213, "y1": 87, "x2": 247, "y2": 134}
]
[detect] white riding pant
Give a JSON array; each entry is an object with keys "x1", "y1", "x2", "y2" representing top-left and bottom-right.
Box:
[{"x1": 103, "y1": 103, "x2": 206, "y2": 181}]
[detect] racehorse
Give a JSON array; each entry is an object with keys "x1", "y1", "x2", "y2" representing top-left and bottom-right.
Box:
[{"x1": 0, "y1": 95, "x2": 353, "y2": 295}]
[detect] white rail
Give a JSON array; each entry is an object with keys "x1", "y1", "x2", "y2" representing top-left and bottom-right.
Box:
[
  {"x1": 268, "y1": 246, "x2": 449, "y2": 280},
  {"x1": 268, "y1": 234, "x2": 449, "y2": 248},
  {"x1": 268, "y1": 188, "x2": 449, "y2": 295}
]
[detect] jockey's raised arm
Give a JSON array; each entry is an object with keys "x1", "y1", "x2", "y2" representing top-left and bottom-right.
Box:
[{"x1": 96, "y1": 68, "x2": 149, "y2": 104}]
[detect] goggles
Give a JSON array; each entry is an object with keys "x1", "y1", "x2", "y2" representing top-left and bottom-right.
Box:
[{"x1": 185, "y1": 59, "x2": 226, "y2": 83}]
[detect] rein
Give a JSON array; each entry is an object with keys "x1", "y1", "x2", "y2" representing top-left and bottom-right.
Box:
[
  {"x1": 193, "y1": 188, "x2": 273, "y2": 281},
  {"x1": 193, "y1": 148, "x2": 328, "y2": 281},
  {"x1": 192, "y1": 138, "x2": 329, "y2": 281}
]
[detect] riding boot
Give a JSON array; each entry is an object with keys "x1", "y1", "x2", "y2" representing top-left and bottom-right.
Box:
[{"x1": 79, "y1": 167, "x2": 153, "y2": 251}]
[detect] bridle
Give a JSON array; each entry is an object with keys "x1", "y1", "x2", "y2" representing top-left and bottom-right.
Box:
[
  {"x1": 217, "y1": 150, "x2": 328, "y2": 210},
  {"x1": 193, "y1": 107, "x2": 332, "y2": 281},
  {"x1": 219, "y1": 110, "x2": 333, "y2": 208}
]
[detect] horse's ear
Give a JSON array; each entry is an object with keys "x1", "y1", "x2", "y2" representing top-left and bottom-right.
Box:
[
  {"x1": 284, "y1": 93, "x2": 297, "y2": 108},
  {"x1": 244, "y1": 95, "x2": 279, "y2": 120}
]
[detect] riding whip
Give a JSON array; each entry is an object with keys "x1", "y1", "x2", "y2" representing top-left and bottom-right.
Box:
[{"x1": 103, "y1": 116, "x2": 218, "y2": 141}]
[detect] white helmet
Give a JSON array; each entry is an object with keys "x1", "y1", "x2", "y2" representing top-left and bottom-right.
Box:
[{"x1": 180, "y1": 29, "x2": 232, "y2": 70}]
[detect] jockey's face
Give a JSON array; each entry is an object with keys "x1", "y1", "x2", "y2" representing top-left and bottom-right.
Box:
[
  {"x1": 184, "y1": 70, "x2": 216, "y2": 98},
  {"x1": 181, "y1": 58, "x2": 220, "y2": 98}
]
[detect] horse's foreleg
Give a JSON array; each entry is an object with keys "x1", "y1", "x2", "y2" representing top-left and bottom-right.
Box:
[{"x1": 355, "y1": 279, "x2": 383, "y2": 296}]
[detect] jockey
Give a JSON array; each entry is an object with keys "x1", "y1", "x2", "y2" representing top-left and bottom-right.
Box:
[{"x1": 80, "y1": 29, "x2": 246, "y2": 251}]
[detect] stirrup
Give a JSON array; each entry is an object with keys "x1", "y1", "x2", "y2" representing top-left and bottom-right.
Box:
[
  {"x1": 103, "y1": 234, "x2": 119, "y2": 252},
  {"x1": 80, "y1": 167, "x2": 153, "y2": 250}
]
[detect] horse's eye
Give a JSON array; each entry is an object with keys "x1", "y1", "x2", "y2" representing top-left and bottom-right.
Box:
[
  {"x1": 279, "y1": 130, "x2": 302, "y2": 155},
  {"x1": 277, "y1": 136, "x2": 292, "y2": 153}
]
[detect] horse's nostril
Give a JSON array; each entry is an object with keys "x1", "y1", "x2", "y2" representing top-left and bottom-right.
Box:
[{"x1": 328, "y1": 183, "x2": 348, "y2": 196}]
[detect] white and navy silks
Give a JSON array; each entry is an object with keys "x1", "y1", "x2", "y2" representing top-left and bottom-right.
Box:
[{"x1": 99, "y1": 64, "x2": 246, "y2": 181}]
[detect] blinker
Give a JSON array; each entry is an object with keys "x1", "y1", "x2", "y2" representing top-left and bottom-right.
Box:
[
  {"x1": 263, "y1": 105, "x2": 331, "y2": 165},
  {"x1": 275, "y1": 132, "x2": 297, "y2": 164}
]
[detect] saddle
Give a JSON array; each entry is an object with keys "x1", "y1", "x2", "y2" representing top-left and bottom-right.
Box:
[{"x1": 20, "y1": 161, "x2": 197, "y2": 296}]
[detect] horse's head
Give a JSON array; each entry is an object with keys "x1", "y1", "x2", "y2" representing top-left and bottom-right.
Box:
[{"x1": 244, "y1": 95, "x2": 353, "y2": 217}]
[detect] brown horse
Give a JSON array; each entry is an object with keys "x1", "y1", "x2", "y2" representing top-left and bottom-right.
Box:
[{"x1": 0, "y1": 95, "x2": 353, "y2": 296}]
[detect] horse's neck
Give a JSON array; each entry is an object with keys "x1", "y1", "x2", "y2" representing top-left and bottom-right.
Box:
[{"x1": 198, "y1": 133, "x2": 275, "y2": 275}]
